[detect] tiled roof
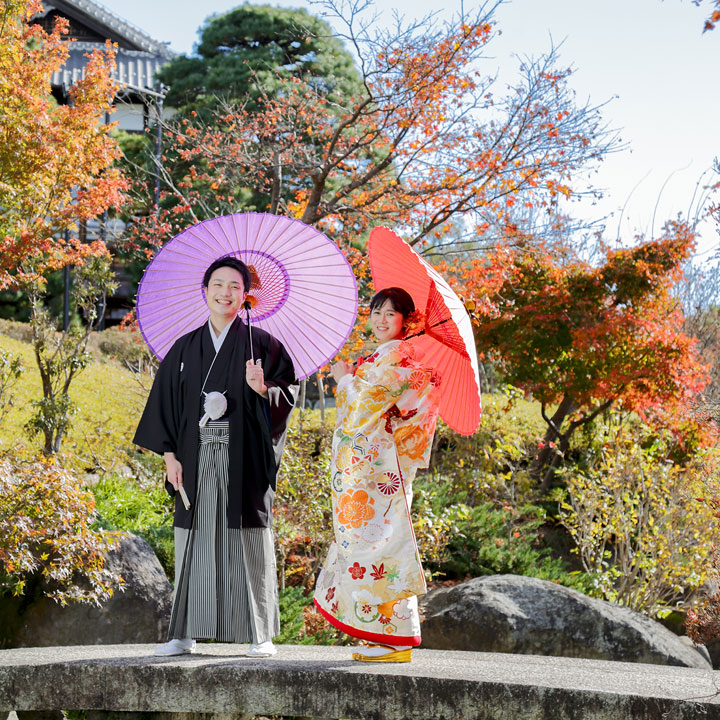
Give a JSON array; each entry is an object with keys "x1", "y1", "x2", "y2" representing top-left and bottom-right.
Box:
[
  {"x1": 52, "y1": 42, "x2": 169, "y2": 92},
  {"x1": 41, "y1": 0, "x2": 175, "y2": 93},
  {"x1": 43, "y1": 0, "x2": 174, "y2": 57}
]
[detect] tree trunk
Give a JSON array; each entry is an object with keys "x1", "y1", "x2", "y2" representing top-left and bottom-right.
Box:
[
  {"x1": 533, "y1": 395, "x2": 616, "y2": 493},
  {"x1": 529, "y1": 393, "x2": 578, "y2": 482},
  {"x1": 316, "y1": 372, "x2": 326, "y2": 425},
  {"x1": 43, "y1": 429, "x2": 54, "y2": 456},
  {"x1": 298, "y1": 378, "x2": 307, "y2": 432},
  {"x1": 269, "y1": 150, "x2": 282, "y2": 214},
  {"x1": 539, "y1": 434, "x2": 571, "y2": 493}
]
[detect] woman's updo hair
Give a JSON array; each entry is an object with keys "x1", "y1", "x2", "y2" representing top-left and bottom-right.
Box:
[{"x1": 369, "y1": 287, "x2": 415, "y2": 319}]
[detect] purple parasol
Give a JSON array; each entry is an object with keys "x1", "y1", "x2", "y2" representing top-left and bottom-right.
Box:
[{"x1": 136, "y1": 213, "x2": 358, "y2": 379}]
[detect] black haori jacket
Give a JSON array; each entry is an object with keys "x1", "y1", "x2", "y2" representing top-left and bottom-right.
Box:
[{"x1": 133, "y1": 316, "x2": 298, "y2": 529}]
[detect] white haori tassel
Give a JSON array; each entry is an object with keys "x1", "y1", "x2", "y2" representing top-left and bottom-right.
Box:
[{"x1": 199, "y1": 390, "x2": 227, "y2": 427}]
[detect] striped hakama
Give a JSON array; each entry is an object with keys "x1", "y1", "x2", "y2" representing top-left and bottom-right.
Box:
[{"x1": 169, "y1": 421, "x2": 280, "y2": 643}]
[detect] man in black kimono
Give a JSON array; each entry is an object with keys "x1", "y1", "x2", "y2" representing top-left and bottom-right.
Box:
[{"x1": 134, "y1": 256, "x2": 298, "y2": 657}]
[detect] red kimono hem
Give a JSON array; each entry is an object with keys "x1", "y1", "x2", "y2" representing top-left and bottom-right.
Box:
[{"x1": 313, "y1": 598, "x2": 422, "y2": 647}]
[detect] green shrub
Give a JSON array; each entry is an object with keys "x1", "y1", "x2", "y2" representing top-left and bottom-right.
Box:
[
  {"x1": 430, "y1": 390, "x2": 545, "y2": 506},
  {"x1": 275, "y1": 410, "x2": 334, "y2": 590},
  {"x1": 276, "y1": 586, "x2": 307, "y2": 643},
  {"x1": 89, "y1": 326, "x2": 156, "y2": 371},
  {"x1": 557, "y1": 417, "x2": 720, "y2": 615},
  {"x1": 0, "y1": 319, "x2": 32, "y2": 343},
  {"x1": 276, "y1": 586, "x2": 343, "y2": 645},
  {"x1": 0, "y1": 348, "x2": 22, "y2": 425},
  {"x1": 92, "y1": 473, "x2": 174, "y2": 580},
  {"x1": 411, "y1": 390, "x2": 591, "y2": 588},
  {"x1": 414, "y1": 475, "x2": 591, "y2": 591}
]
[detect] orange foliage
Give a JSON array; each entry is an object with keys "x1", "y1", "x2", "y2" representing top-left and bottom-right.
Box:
[
  {"x1": 450, "y1": 221, "x2": 711, "y2": 481},
  {"x1": 126, "y1": 3, "x2": 614, "y2": 266},
  {"x1": 694, "y1": 0, "x2": 720, "y2": 30},
  {"x1": 459, "y1": 221, "x2": 706, "y2": 415},
  {"x1": 0, "y1": 0, "x2": 128, "y2": 289},
  {"x1": 0, "y1": 454, "x2": 122, "y2": 604}
]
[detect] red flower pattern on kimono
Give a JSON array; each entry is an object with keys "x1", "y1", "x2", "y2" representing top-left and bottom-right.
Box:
[{"x1": 348, "y1": 562, "x2": 366, "y2": 579}]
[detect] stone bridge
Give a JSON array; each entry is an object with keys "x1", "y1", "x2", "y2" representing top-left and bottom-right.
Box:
[{"x1": 1, "y1": 644, "x2": 720, "y2": 719}]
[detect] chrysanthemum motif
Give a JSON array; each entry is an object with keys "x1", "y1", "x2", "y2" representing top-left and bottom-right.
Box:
[
  {"x1": 354, "y1": 601, "x2": 379, "y2": 623},
  {"x1": 336, "y1": 446, "x2": 353, "y2": 472},
  {"x1": 359, "y1": 520, "x2": 393, "y2": 544},
  {"x1": 332, "y1": 472, "x2": 344, "y2": 493},
  {"x1": 408, "y1": 369, "x2": 429, "y2": 391},
  {"x1": 377, "y1": 472, "x2": 401, "y2": 496}
]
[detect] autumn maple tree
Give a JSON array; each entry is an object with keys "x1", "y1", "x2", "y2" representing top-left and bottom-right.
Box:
[
  {"x1": 0, "y1": 455, "x2": 121, "y2": 605},
  {"x1": 459, "y1": 220, "x2": 708, "y2": 489},
  {"x1": 0, "y1": 0, "x2": 127, "y2": 453},
  {"x1": 124, "y1": 0, "x2": 617, "y2": 260}
]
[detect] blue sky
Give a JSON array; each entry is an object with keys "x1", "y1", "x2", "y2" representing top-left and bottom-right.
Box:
[{"x1": 99, "y1": 0, "x2": 720, "y2": 257}]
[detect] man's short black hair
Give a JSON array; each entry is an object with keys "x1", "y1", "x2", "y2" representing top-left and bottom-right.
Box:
[{"x1": 203, "y1": 256, "x2": 251, "y2": 293}]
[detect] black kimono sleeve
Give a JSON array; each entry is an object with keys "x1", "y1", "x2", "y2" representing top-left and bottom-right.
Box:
[
  {"x1": 264, "y1": 338, "x2": 299, "y2": 433},
  {"x1": 132, "y1": 342, "x2": 183, "y2": 456},
  {"x1": 262, "y1": 333, "x2": 299, "y2": 468}
]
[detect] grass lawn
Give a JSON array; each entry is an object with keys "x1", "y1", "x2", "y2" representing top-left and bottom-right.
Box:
[{"x1": 0, "y1": 333, "x2": 143, "y2": 472}]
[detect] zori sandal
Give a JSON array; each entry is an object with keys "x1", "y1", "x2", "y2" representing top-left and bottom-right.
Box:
[{"x1": 352, "y1": 643, "x2": 412, "y2": 663}]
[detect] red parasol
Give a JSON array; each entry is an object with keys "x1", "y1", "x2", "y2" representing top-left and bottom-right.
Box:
[{"x1": 368, "y1": 226, "x2": 481, "y2": 435}]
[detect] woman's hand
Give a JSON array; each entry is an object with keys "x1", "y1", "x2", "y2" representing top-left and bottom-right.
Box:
[
  {"x1": 164, "y1": 452, "x2": 183, "y2": 491},
  {"x1": 246, "y1": 359, "x2": 268, "y2": 397},
  {"x1": 330, "y1": 360, "x2": 353, "y2": 383}
]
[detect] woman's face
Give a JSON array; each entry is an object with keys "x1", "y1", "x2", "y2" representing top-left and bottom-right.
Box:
[{"x1": 370, "y1": 300, "x2": 404, "y2": 344}]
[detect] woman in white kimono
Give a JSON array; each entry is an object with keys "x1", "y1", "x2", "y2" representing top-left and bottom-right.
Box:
[{"x1": 313, "y1": 287, "x2": 442, "y2": 663}]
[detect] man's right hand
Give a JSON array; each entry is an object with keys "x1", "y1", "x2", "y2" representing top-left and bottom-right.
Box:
[{"x1": 164, "y1": 452, "x2": 183, "y2": 491}]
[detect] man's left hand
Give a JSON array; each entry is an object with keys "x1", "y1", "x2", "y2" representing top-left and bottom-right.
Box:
[{"x1": 246, "y1": 359, "x2": 268, "y2": 398}]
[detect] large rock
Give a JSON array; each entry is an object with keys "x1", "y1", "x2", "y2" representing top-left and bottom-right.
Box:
[
  {"x1": 419, "y1": 574, "x2": 710, "y2": 669},
  {"x1": 0, "y1": 533, "x2": 172, "y2": 648}
]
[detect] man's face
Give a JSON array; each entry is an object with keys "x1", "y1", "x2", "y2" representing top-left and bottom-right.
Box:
[{"x1": 205, "y1": 266, "x2": 247, "y2": 325}]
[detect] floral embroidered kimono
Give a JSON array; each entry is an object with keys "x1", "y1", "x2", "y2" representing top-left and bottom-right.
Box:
[{"x1": 313, "y1": 339, "x2": 441, "y2": 646}]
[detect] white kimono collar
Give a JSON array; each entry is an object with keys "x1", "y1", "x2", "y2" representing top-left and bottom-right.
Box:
[{"x1": 208, "y1": 318, "x2": 233, "y2": 353}]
